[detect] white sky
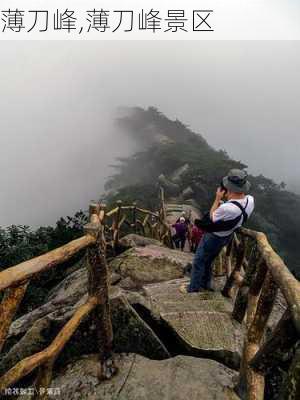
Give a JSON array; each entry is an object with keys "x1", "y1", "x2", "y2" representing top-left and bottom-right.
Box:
[{"x1": 0, "y1": 40, "x2": 299, "y2": 227}]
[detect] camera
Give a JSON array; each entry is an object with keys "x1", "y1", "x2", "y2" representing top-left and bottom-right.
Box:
[{"x1": 219, "y1": 181, "x2": 228, "y2": 194}]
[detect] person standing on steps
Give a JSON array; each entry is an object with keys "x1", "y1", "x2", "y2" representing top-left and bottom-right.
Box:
[
  {"x1": 176, "y1": 211, "x2": 190, "y2": 224},
  {"x1": 190, "y1": 220, "x2": 204, "y2": 253},
  {"x1": 180, "y1": 169, "x2": 254, "y2": 293},
  {"x1": 172, "y1": 217, "x2": 188, "y2": 251}
]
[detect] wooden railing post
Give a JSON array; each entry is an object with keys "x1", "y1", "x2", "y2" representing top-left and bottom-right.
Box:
[
  {"x1": 33, "y1": 359, "x2": 54, "y2": 400},
  {"x1": 222, "y1": 236, "x2": 245, "y2": 297},
  {"x1": 84, "y1": 203, "x2": 116, "y2": 380},
  {"x1": 159, "y1": 186, "x2": 167, "y2": 240},
  {"x1": 99, "y1": 203, "x2": 106, "y2": 225},
  {"x1": 0, "y1": 283, "x2": 28, "y2": 354},
  {"x1": 232, "y1": 244, "x2": 260, "y2": 323},
  {"x1": 89, "y1": 201, "x2": 100, "y2": 224},
  {"x1": 213, "y1": 248, "x2": 226, "y2": 277},
  {"x1": 237, "y1": 271, "x2": 278, "y2": 400},
  {"x1": 112, "y1": 200, "x2": 122, "y2": 250},
  {"x1": 150, "y1": 215, "x2": 156, "y2": 239},
  {"x1": 132, "y1": 202, "x2": 137, "y2": 233},
  {"x1": 224, "y1": 236, "x2": 234, "y2": 277}
]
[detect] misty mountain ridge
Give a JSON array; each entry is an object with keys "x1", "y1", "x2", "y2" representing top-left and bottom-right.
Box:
[
  {"x1": 105, "y1": 106, "x2": 300, "y2": 275},
  {"x1": 1, "y1": 106, "x2": 299, "y2": 279}
]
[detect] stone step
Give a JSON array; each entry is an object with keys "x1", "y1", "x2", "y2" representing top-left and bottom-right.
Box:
[
  {"x1": 143, "y1": 278, "x2": 232, "y2": 314},
  {"x1": 50, "y1": 353, "x2": 240, "y2": 400},
  {"x1": 140, "y1": 278, "x2": 244, "y2": 369}
]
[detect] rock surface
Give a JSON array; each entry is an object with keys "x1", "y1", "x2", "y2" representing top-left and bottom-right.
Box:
[
  {"x1": 165, "y1": 202, "x2": 201, "y2": 225},
  {"x1": 119, "y1": 233, "x2": 164, "y2": 249},
  {"x1": 158, "y1": 174, "x2": 181, "y2": 195},
  {"x1": 118, "y1": 276, "x2": 137, "y2": 290},
  {"x1": 50, "y1": 353, "x2": 240, "y2": 400},
  {"x1": 1, "y1": 270, "x2": 169, "y2": 375},
  {"x1": 111, "y1": 295, "x2": 169, "y2": 359},
  {"x1": 170, "y1": 163, "x2": 190, "y2": 184},
  {"x1": 136, "y1": 278, "x2": 244, "y2": 369},
  {"x1": 182, "y1": 186, "x2": 195, "y2": 199},
  {"x1": 109, "y1": 245, "x2": 193, "y2": 287}
]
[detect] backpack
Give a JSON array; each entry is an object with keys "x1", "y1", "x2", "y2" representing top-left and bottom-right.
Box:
[{"x1": 195, "y1": 199, "x2": 249, "y2": 233}]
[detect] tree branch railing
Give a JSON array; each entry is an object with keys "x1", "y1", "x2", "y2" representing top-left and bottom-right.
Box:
[
  {"x1": 0, "y1": 191, "x2": 170, "y2": 398},
  {"x1": 1, "y1": 188, "x2": 299, "y2": 400},
  {"x1": 221, "y1": 227, "x2": 300, "y2": 400}
]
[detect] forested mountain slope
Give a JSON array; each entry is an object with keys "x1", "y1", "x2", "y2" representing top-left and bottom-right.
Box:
[{"x1": 105, "y1": 106, "x2": 300, "y2": 276}]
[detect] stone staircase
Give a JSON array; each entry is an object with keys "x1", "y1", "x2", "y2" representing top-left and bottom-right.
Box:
[{"x1": 141, "y1": 278, "x2": 244, "y2": 370}]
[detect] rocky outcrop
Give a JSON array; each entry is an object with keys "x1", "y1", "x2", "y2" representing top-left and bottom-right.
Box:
[
  {"x1": 170, "y1": 163, "x2": 190, "y2": 184},
  {"x1": 109, "y1": 245, "x2": 193, "y2": 287},
  {"x1": 182, "y1": 186, "x2": 194, "y2": 199},
  {"x1": 0, "y1": 268, "x2": 170, "y2": 376},
  {"x1": 119, "y1": 234, "x2": 164, "y2": 249},
  {"x1": 49, "y1": 353, "x2": 239, "y2": 400},
  {"x1": 131, "y1": 278, "x2": 244, "y2": 370},
  {"x1": 158, "y1": 174, "x2": 181, "y2": 195},
  {"x1": 159, "y1": 163, "x2": 202, "y2": 206},
  {"x1": 110, "y1": 295, "x2": 169, "y2": 359},
  {"x1": 165, "y1": 202, "x2": 201, "y2": 225}
]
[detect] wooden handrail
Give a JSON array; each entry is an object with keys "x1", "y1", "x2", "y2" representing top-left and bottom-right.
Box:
[
  {"x1": 106, "y1": 204, "x2": 160, "y2": 218},
  {"x1": 223, "y1": 227, "x2": 300, "y2": 400},
  {"x1": 0, "y1": 234, "x2": 95, "y2": 292},
  {"x1": 105, "y1": 207, "x2": 119, "y2": 217},
  {"x1": 240, "y1": 228, "x2": 300, "y2": 334},
  {"x1": 0, "y1": 296, "x2": 98, "y2": 392},
  {"x1": 136, "y1": 207, "x2": 159, "y2": 218},
  {"x1": 0, "y1": 283, "x2": 28, "y2": 353}
]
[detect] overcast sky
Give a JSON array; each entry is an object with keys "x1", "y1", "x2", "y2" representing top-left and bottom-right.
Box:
[{"x1": 1, "y1": 41, "x2": 299, "y2": 227}]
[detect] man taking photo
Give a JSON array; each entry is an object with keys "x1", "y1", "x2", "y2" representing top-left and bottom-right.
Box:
[{"x1": 180, "y1": 169, "x2": 254, "y2": 293}]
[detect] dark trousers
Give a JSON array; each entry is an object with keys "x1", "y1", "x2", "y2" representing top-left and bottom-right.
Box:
[
  {"x1": 188, "y1": 232, "x2": 232, "y2": 292},
  {"x1": 173, "y1": 235, "x2": 186, "y2": 251},
  {"x1": 190, "y1": 241, "x2": 199, "y2": 253}
]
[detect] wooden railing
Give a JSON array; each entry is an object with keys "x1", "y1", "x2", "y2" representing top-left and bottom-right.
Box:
[
  {"x1": 104, "y1": 194, "x2": 171, "y2": 251},
  {"x1": 0, "y1": 190, "x2": 299, "y2": 399},
  {"x1": 0, "y1": 192, "x2": 170, "y2": 398},
  {"x1": 221, "y1": 228, "x2": 300, "y2": 400}
]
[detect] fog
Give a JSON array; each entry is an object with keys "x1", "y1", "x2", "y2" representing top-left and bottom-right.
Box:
[{"x1": 1, "y1": 41, "x2": 300, "y2": 227}]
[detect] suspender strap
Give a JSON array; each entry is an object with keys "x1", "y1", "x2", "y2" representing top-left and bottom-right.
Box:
[{"x1": 229, "y1": 199, "x2": 249, "y2": 223}]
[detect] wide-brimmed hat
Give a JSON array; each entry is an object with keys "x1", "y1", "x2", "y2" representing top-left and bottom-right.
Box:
[{"x1": 222, "y1": 169, "x2": 251, "y2": 193}]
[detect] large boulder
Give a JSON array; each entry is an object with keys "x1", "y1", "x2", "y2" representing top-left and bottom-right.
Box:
[
  {"x1": 182, "y1": 186, "x2": 195, "y2": 199},
  {"x1": 119, "y1": 234, "x2": 164, "y2": 249},
  {"x1": 170, "y1": 163, "x2": 190, "y2": 184},
  {"x1": 6, "y1": 267, "x2": 119, "y2": 339},
  {"x1": 49, "y1": 353, "x2": 239, "y2": 400},
  {"x1": 109, "y1": 245, "x2": 193, "y2": 287},
  {"x1": 130, "y1": 278, "x2": 244, "y2": 370},
  {"x1": 111, "y1": 295, "x2": 169, "y2": 359},
  {"x1": 0, "y1": 269, "x2": 169, "y2": 376},
  {"x1": 158, "y1": 174, "x2": 181, "y2": 196}
]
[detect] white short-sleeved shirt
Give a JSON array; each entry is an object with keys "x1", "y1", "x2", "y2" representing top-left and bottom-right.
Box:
[{"x1": 212, "y1": 195, "x2": 255, "y2": 237}]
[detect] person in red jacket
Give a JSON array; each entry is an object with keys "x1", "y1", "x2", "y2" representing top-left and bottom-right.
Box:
[{"x1": 190, "y1": 220, "x2": 204, "y2": 253}]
